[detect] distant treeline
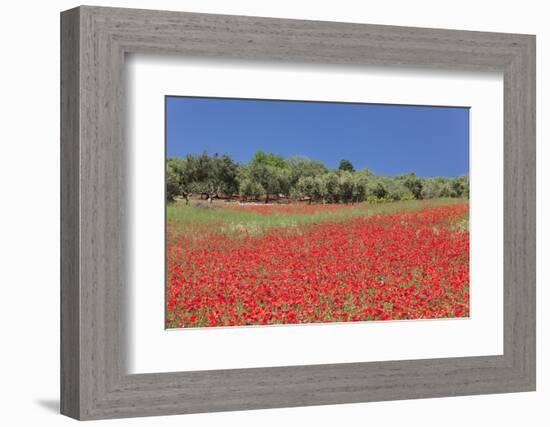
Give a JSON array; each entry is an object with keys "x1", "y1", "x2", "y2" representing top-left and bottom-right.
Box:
[{"x1": 167, "y1": 151, "x2": 469, "y2": 204}]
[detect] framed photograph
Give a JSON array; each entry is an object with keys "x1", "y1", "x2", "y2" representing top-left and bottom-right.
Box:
[
  {"x1": 163, "y1": 96, "x2": 471, "y2": 330},
  {"x1": 60, "y1": 6, "x2": 536, "y2": 420}
]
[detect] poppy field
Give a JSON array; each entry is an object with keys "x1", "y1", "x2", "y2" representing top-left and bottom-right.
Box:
[{"x1": 166, "y1": 199, "x2": 469, "y2": 328}]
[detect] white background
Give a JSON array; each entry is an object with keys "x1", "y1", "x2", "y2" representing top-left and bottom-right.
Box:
[
  {"x1": 128, "y1": 57, "x2": 503, "y2": 373},
  {"x1": 0, "y1": 1, "x2": 547, "y2": 426}
]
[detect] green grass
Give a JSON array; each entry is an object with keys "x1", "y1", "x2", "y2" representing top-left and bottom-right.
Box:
[{"x1": 167, "y1": 198, "x2": 466, "y2": 236}]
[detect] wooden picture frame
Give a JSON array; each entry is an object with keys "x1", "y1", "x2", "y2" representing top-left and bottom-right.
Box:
[{"x1": 60, "y1": 5, "x2": 536, "y2": 420}]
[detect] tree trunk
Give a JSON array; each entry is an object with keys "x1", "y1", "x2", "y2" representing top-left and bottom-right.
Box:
[{"x1": 265, "y1": 193, "x2": 269, "y2": 204}]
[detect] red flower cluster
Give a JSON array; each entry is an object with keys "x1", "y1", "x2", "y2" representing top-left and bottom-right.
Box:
[{"x1": 166, "y1": 204, "x2": 469, "y2": 328}]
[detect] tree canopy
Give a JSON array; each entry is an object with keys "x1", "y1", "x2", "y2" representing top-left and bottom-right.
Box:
[
  {"x1": 167, "y1": 151, "x2": 469, "y2": 204},
  {"x1": 338, "y1": 159, "x2": 355, "y2": 172}
]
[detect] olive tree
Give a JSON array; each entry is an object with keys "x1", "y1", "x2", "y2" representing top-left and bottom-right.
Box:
[
  {"x1": 338, "y1": 171, "x2": 355, "y2": 203},
  {"x1": 296, "y1": 175, "x2": 322, "y2": 203},
  {"x1": 166, "y1": 157, "x2": 194, "y2": 204},
  {"x1": 319, "y1": 172, "x2": 340, "y2": 203}
]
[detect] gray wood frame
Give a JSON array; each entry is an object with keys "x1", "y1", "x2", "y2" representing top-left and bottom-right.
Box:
[{"x1": 60, "y1": 5, "x2": 536, "y2": 420}]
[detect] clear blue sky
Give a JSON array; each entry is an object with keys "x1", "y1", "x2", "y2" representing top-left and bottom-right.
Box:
[{"x1": 166, "y1": 96, "x2": 469, "y2": 177}]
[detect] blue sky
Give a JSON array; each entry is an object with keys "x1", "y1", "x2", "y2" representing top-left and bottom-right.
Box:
[{"x1": 166, "y1": 96, "x2": 469, "y2": 177}]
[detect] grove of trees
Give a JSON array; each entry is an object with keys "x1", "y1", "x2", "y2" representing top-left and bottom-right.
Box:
[{"x1": 167, "y1": 151, "x2": 469, "y2": 204}]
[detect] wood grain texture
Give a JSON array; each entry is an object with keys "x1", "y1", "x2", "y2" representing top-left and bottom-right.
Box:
[
  {"x1": 60, "y1": 7, "x2": 80, "y2": 419},
  {"x1": 60, "y1": 5, "x2": 536, "y2": 420}
]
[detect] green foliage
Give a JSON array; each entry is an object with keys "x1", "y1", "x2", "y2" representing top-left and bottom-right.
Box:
[
  {"x1": 399, "y1": 173, "x2": 423, "y2": 199},
  {"x1": 319, "y1": 172, "x2": 340, "y2": 203},
  {"x1": 420, "y1": 176, "x2": 469, "y2": 200},
  {"x1": 459, "y1": 175, "x2": 470, "y2": 198},
  {"x1": 352, "y1": 174, "x2": 369, "y2": 203},
  {"x1": 367, "y1": 179, "x2": 389, "y2": 199},
  {"x1": 451, "y1": 175, "x2": 469, "y2": 198},
  {"x1": 238, "y1": 178, "x2": 264, "y2": 200},
  {"x1": 251, "y1": 151, "x2": 287, "y2": 169},
  {"x1": 166, "y1": 160, "x2": 181, "y2": 201},
  {"x1": 338, "y1": 171, "x2": 355, "y2": 203},
  {"x1": 401, "y1": 192, "x2": 416, "y2": 201},
  {"x1": 166, "y1": 152, "x2": 239, "y2": 202},
  {"x1": 166, "y1": 157, "x2": 194, "y2": 202},
  {"x1": 241, "y1": 151, "x2": 293, "y2": 202},
  {"x1": 366, "y1": 195, "x2": 392, "y2": 204},
  {"x1": 287, "y1": 156, "x2": 328, "y2": 190},
  {"x1": 338, "y1": 159, "x2": 355, "y2": 172},
  {"x1": 167, "y1": 150, "x2": 469, "y2": 204},
  {"x1": 296, "y1": 175, "x2": 322, "y2": 203}
]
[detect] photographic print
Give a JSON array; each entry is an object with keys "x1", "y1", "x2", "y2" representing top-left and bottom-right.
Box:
[{"x1": 165, "y1": 96, "x2": 470, "y2": 329}]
